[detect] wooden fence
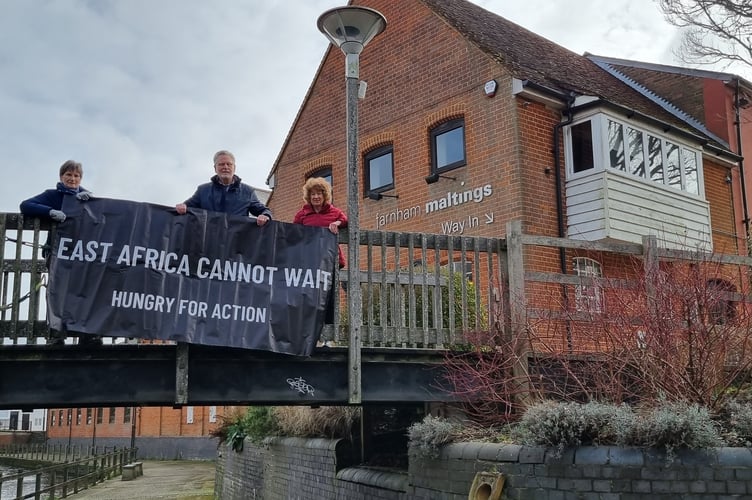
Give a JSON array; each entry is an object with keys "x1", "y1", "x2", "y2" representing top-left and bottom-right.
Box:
[{"x1": 3, "y1": 213, "x2": 752, "y2": 350}]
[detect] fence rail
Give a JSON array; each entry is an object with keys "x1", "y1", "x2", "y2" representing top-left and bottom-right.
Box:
[{"x1": 0, "y1": 445, "x2": 137, "y2": 500}]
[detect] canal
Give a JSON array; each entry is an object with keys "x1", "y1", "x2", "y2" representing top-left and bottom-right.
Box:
[{"x1": 0, "y1": 463, "x2": 49, "y2": 500}]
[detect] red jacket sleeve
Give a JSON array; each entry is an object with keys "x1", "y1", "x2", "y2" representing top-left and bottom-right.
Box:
[{"x1": 333, "y1": 205, "x2": 348, "y2": 228}]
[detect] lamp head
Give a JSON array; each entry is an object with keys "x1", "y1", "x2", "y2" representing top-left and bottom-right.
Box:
[
  {"x1": 425, "y1": 172, "x2": 457, "y2": 184},
  {"x1": 367, "y1": 191, "x2": 398, "y2": 201},
  {"x1": 317, "y1": 6, "x2": 387, "y2": 55}
]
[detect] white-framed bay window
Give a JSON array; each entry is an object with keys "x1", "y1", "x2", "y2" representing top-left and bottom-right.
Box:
[{"x1": 567, "y1": 112, "x2": 703, "y2": 197}]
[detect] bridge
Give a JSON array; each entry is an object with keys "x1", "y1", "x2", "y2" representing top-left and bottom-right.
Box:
[
  {"x1": 0, "y1": 212, "x2": 510, "y2": 409},
  {"x1": 4, "y1": 212, "x2": 747, "y2": 410}
]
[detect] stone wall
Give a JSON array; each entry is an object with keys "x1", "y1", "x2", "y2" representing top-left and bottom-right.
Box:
[{"x1": 216, "y1": 437, "x2": 752, "y2": 499}]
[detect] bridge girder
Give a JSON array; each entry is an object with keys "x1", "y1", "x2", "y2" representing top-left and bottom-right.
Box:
[{"x1": 0, "y1": 344, "x2": 455, "y2": 409}]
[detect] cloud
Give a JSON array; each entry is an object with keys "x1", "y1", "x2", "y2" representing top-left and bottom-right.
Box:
[{"x1": 2, "y1": 0, "x2": 747, "y2": 214}]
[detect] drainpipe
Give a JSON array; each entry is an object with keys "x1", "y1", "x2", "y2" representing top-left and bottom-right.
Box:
[
  {"x1": 553, "y1": 93, "x2": 576, "y2": 351},
  {"x1": 734, "y1": 78, "x2": 750, "y2": 248}
]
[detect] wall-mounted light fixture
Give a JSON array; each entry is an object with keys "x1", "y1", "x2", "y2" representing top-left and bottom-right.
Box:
[
  {"x1": 425, "y1": 172, "x2": 457, "y2": 184},
  {"x1": 367, "y1": 191, "x2": 398, "y2": 201},
  {"x1": 483, "y1": 79, "x2": 497, "y2": 97}
]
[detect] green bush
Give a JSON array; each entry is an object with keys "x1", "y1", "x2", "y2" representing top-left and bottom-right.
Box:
[
  {"x1": 443, "y1": 400, "x2": 721, "y2": 459},
  {"x1": 717, "y1": 400, "x2": 752, "y2": 446},
  {"x1": 627, "y1": 400, "x2": 722, "y2": 459},
  {"x1": 211, "y1": 407, "x2": 280, "y2": 452},
  {"x1": 512, "y1": 401, "x2": 634, "y2": 456}
]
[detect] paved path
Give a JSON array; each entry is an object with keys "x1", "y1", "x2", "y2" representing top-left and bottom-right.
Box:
[{"x1": 69, "y1": 460, "x2": 216, "y2": 500}]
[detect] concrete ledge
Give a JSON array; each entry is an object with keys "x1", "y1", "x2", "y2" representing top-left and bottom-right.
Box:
[
  {"x1": 337, "y1": 466, "x2": 408, "y2": 492},
  {"x1": 122, "y1": 461, "x2": 143, "y2": 481}
]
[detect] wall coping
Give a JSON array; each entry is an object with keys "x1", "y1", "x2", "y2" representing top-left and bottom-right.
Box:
[
  {"x1": 337, "y1": 466, "x2": 408, "y2": 492},
  {"x1": 427, "y1": 442, "x2": 752, "y2": 467},
  {"x1": 264, "y1": 436, "x2": 346, "y2": 452}
]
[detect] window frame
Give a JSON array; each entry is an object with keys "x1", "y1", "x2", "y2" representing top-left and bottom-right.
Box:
[
  {"x1": 706, "y1": 279, "x2": 737, "y2": 325},
  {"x1": 430, "y1": 118, "x2": 466, "y2": 174},
  {"x1": 364, "y1": 145, "x2": 395, "y2": 194},
  {"x1": 307, "y1": 167, "x2": 332, "y2": 188},
  {"x1": 573, "y1": 257, "x2": 604, "y2": 313}
]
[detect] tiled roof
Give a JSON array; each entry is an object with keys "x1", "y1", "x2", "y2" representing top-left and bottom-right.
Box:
[
  {"x1": 419, "y1": 0, "x2": 731, "y2": 151},
  {"x1": 587, "y1": 55, "x2": 731, "y2": 148}
]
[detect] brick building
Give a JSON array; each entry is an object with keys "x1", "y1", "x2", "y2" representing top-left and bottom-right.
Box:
[
  {"x1": 46, "y1": 404, "x2": 244, "y2": 459},
  {"x1": 264, "y1": 0, "x2": 752, "y2": 359},
  {"x1": 268, "y1": 0, "x2": 751, "y2": 256}
]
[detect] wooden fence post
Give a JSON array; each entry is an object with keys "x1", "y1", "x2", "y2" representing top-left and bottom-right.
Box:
[
  {"x1": 506, "y1": 220, "x2": 532, "y2": 406},
  {"x1": 642, "y1": 235, "x2": 659, "y2": 321}
]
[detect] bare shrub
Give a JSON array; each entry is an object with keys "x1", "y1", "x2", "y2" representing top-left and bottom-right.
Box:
[
  {"x1": 273, "y1": 406, "x2": 360, "y2": 440},
  {"x1": 443, "y1": 248, "x2": 752, "y2": 426}
]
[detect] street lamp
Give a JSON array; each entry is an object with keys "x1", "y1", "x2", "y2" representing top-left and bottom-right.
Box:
[{"x1": 318, "y1": 6, "x2": 386, "y2": 404}]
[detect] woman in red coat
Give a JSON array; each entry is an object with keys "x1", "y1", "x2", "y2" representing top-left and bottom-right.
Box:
[{"x1": 293, "y1": 177, "x2": 348, "y2": 268}]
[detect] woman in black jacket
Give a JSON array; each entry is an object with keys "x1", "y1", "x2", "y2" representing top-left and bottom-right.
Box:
[{"x1": 20, "y1": 159, "x2": 98, "y2": 346}]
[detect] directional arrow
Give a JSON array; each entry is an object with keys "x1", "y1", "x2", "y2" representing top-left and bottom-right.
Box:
[{"x1": 485, "y1": 212, "x2": 494, "y2": 224}]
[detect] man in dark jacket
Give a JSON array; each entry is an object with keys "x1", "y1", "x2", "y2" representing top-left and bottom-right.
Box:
[{"x1": 176, "y1": 150, "x2": 272, "y2": 224}]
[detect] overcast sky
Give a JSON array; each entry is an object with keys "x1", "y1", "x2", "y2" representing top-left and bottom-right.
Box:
[{"x1": 2, "y1": 0, "x2": 750, "y2": 214}]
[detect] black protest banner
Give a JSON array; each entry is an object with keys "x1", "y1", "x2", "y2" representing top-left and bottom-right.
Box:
[{"x1": 47, "y1": 197, "x2": 338, "y2": 356}]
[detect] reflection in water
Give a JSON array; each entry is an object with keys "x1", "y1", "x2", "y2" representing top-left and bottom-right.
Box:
[{"x1": 0, "y1": 464, "x2": 50, "y2": 498}]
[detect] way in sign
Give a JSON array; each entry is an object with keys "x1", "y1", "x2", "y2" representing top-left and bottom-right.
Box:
[{"x1": 440, "y1": 215, "x2": 479, "y2": 235}]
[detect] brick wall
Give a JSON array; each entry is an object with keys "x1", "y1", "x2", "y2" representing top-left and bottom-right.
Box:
[{"x1": 216, "y1": 438, "x2": 752, "y2": 500}]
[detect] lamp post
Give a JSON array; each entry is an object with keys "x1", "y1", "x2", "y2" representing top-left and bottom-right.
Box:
[{"x1": 318, "y1": 7, "x2": 386, "y2": 404}]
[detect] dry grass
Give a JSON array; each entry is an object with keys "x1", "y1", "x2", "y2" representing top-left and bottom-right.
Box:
[{"x1": 273, "y1": 406, "x2": 360, "y2": 440}]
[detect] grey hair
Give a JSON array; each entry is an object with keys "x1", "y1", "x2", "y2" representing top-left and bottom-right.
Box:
[
  {"x1": 59, "y1": 160, "x2": 83, "y2": 177},
  {"x1": 213, "y1": 150, "x2": 235, "y2": 165}
]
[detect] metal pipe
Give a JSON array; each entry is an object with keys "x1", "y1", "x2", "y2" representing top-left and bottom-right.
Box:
[{"x1": 734, "y1": 78, "x2": 750, "y2": 243}]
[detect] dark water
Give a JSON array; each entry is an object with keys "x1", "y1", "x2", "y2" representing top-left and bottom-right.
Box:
[{"x1": 0, "y1": 464, "x2": 49, "y2": 500}]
